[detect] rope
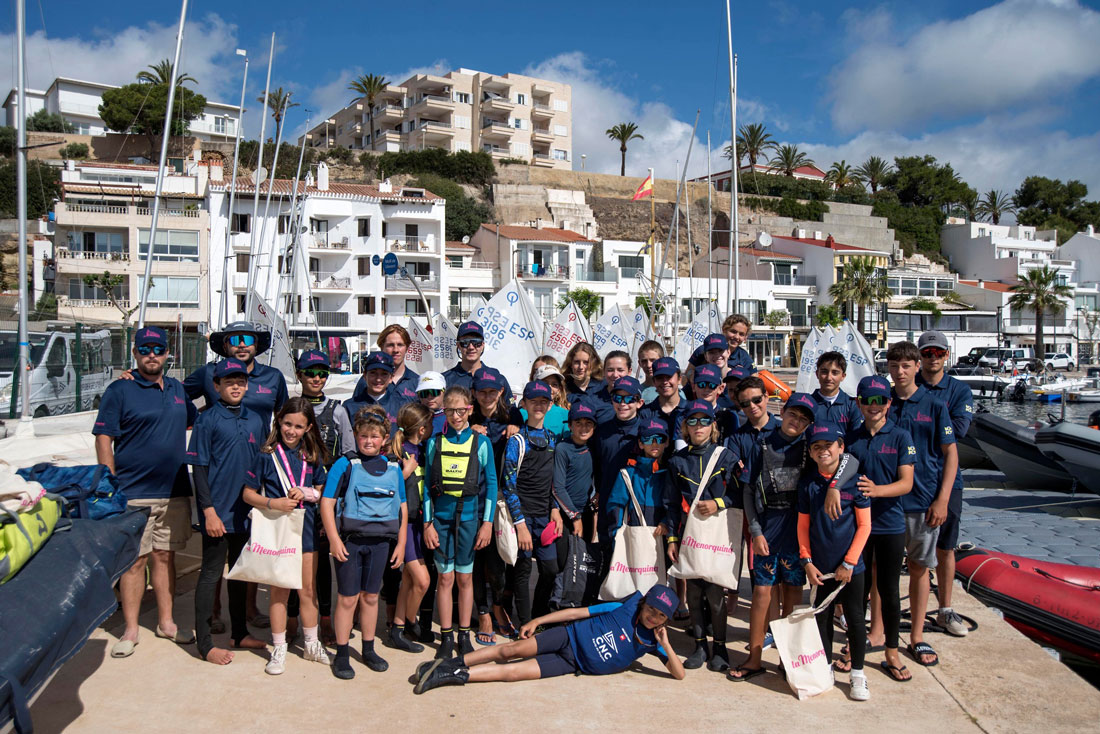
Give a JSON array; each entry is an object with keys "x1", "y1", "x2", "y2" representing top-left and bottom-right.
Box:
[{"x1": 965, "y1": 555, "x2": 1006, "y2": 594}]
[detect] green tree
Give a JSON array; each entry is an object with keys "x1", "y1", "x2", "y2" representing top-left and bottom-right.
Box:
[
  {"x1": 0, "y1": 160, "x2": 61, "y2": 218},
  {"x1": 136, "y1": 59, "x2": 197, "y2": 87},
  {"x1": 0, "y1": 126, "x2": 13, "y2": 156},
  {"x1": 606, "y1": 122, "x2": 643, "y2": 176},
  {"x1": 871, "y1": 190, "x2": 943, "y2": 254},
  {"x1": 33, "y1": 291, "x2": 57, "y2": 319},
  {"x1": 854, "y1": 156, "x2": 893, "y2": 194},
  {"x1": 828, "y1": 256, "x2": 891, "y2": 335},
  {"x1": 258, "y1": 87, "x2": 299, "y2": 146},
  {"x1": 1007, "y1": 265, "x2": 1073, "y2": 358},
  {"x1": 1013, "y1": 176, "x2": 1099, "y2": 243},
  {"x1": 347, "y1": 74, "x2": 389, "y2": 151},
  {"x1": 904, "y1": 297, "x2": 942, "y2": 321},
  {"x1": 99, "y1": 83, "x2": 207, "y2": 157},
  {"x1": 26, "y1": 109, "x2": 75, "y2": 133},
  {"x1": 978, "y1": 189, "x2": 1015, "y2": 225},
  {"x1": 826, "y1": 160, "x2": 856, "y2": 189},
  {"x1": 815, "y1": 304, "x2": 843, "y2": 328},
  {"x1": 952, "y1": 188, "x2": 980, "y2": 221},
  {"x1": 82, "y1": 272, "x2": 148, "y2": 328},
  {"x1": 410, "y1": 174, "x2": 490, "y2": 241},
  {"x1": 557, "y1": 288, "x2": 602, "y2": 320},
  {"x1": 59, "y1": 142, "x2": 89, "y2": 159},
  {"x1": 883, "y1": 155, "x2": 971, "y2": 210},
  {"x1": 769, "y1": 144, "x2": 813, "y2": 177},
  {"x1": 723, "y1": 122, "x2": 775, "y2": 168}
]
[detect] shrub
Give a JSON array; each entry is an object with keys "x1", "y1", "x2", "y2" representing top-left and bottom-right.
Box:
[
  {"x1": 742, "y1": 195, "x2": 829, "y2": 222},
  {"x1": 376, "y1": 149, "x2": 494, "y2": 185},
  {"x1": 60, "y1": 142, "x2": 89, "y2": 160}
]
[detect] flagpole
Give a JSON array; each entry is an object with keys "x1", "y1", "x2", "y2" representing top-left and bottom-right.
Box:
[
  {"x1": 647, "y1": 167, "x2": 659, "y2": 334},
  {"x1": 706, "y1": 130, "x2": 713, "y2": 302},
  {"x1": 725, "y1": 0, "x2": 739, "y2": 315}
]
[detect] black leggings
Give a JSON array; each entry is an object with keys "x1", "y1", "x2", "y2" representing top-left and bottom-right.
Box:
[
  {"x1": 513, "y1": 556, "x2": 557, "y2": 625},
  {"x1": 687, "y1": 579, "x2": 727, "y2": 644},
  {"x1": 195, "y1": 532, "x2": 248, "y2": 658},
  {"x1": 863, "y1": 533, "x2": 905, "y2": 650},
  {"x1": 474, "y1": 546, "x2": 510, "y2": 617},
  {"x1": 816, "y1": 573, "x2": 866, "y2": 670}
]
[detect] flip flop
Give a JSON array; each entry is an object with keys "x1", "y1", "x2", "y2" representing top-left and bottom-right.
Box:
[
  {"x1": 728, "y1": 665, "x2": 766, "y2": 682},
  {"x1": 880, "y1": 661, "x2": 912, "y2": 682},
  {"x1": 834, "y1": 657, "x2": 852, "y2": 673},
  {"x1": 907, "y1": 641, "x2": 939, "y2": 667},
  {"x1": 110, "y1": 639, "x2": 138, "y2": 658},
  {"x1": 476, "y1": 631, "x2": 497, "y2": 646},
  {"x1": 155, "y1": 625, "x2": 195, "y2": 645},
  {"x1": 495, "y1": 622, "x2": 519, "y2": 640}
]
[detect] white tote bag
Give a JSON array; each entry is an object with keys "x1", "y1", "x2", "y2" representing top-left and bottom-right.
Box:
[
  {"x1": 494, "y1": 437, "x2": 524, "y2": 566},
  {"x1": 599, "y1": 469, "x2": 666, "y2": 600},
  {"x1": 668, "y1": 446, "x2": 743, "y2": 589},
  {"x1": 226, "y1": 453, "x2": 304, "y2": 589},
  {"x1": 769, "y1": 576, "x2": 846, "y2": 700}
]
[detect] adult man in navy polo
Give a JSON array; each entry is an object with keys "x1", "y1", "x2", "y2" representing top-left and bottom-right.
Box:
[
  {"x1": 185, "y1": 321, "x2": 288, "y2": 428},
  {"x1": 443, "y1": 321, "x2": 514, "y2": 401},
  {"x1": 341, "y1": 351, "x2": 404, "y2": 432},
  {"x1": 94, "y1": 326, "x2": 197, "y2": 658}
]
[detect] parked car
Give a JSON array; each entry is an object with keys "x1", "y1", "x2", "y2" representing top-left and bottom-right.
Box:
[
  {"x1": 1044, "y1": 352, "x2": 1075, "y2": 371},
  {"x1": 955, "y1": 346, "x2": 996, "y2": 368},
  {"x1": 0, "y1": 329, "x2": 113, "y2": 417},
  {"x1": 979, "y1": 347, "x2": 1037, "y2": 372},
  {"x1": 873, "y1": 349, "x2": 887, "y2": 373}
]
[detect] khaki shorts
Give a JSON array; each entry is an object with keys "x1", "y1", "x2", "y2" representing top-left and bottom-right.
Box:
[{"x1": 128, "y1": 497, "x2": 192, "y2": 555}]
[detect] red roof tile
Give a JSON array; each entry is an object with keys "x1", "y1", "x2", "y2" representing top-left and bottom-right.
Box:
[
  {"x1": 480, "y1": 223, "x2": 594, "y2": 243},
  {"x1": 446, "y1": 240, "x2": 475, "y2": 250},
  {"x1": 958, "y1": 279, "x2": 1015, "y2": 292},
  {"x1": 211, "y1": 178, "x2": 442, "y2": 202},
  {"x1": 772, "y1": 234, "x2": 881, "y2": 253},
  {"x1": 78, "y1": 161, "x2": 160, "y2": 171},
  {"x1": 740, "y1": 247, "x2": 800, "y2": 261}
]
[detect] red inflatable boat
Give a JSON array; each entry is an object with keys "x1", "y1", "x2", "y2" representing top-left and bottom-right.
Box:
[{"x1": 955, "y1": 547, "x2": 1100, "y2": 663}]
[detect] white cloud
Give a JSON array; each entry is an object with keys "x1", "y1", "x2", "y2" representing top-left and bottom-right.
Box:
[{"x1": 829, "y1": 0, "x2": 1100, "y2": 132}]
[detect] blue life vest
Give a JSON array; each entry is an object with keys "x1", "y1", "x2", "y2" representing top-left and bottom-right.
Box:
[{"x1": 336, "y1": 456, "x2": 403, "y2": 538}]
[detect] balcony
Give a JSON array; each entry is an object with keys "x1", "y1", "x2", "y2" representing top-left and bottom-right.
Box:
[
  {"x1": 56, "y1": 248, "x2": 130, "y2": 262},
  {"x1": 576, "y1": 269, "x2": 618, "y2": 283},
  {"x1": 531, "y1": 103, "x2": 554, "y2": 120},
  {"x1": 58, "y1": 296, "x2": 129, "y2": 309},
  {"x1": 312, "y1": 311, "x2": 350, "y2": 328},
  {"x1": 481, "y1": 120, "x2": 514, "y2": 139},
  {"x1": 417, "y1": 120, "x2": 454, "y2": 141},
  {"x1": 386, "y1": 235, "x2": 438, "y2": 254},
  {"x1": 412, "y1": 93, "x2": 454, "y2": 113},
  {"x1": 1003, "y1": 317, "x2": 1073, "y2": 335},
  {"x1": 773, "y1": 274, "x2": 817, "y2": 287},
  {"x1": 64, "y1": 203, "x2": 129, "y2": 215},
  {"x1": 517, "y1": 264, "x2": 570, "y2": 281},
  {"x1": 482, "y1": 95, "x2": 514, "y2": 113},
  {"x1": 133, "y1": 207, "x2": 202, "y2": 219},
  {"x1": 306, "y1": 234, "x2": 351, "y2": 252},
  {"x1": 482, "y1": 145, "x2": 511, "y2": 159},
  {"x1": 385, "y1": 275, "x2": 440, "y2": 292},
  {"x1": 532, "y1": 127, "x2": 554, "y2": 144},
  {"x1": 309, "y1": 271, "x2": 353, "y2": 291},
  {"x1": 532, "y1": 152, "x2": 556, "y2": 167},
  {"x1": 373, "y1": 104, "x2": 404, "y2": 121}
]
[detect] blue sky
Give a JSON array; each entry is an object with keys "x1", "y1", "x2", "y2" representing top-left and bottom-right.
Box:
[{"x1": 4, "y1": 0, "x2": 1100, "y2": 194}]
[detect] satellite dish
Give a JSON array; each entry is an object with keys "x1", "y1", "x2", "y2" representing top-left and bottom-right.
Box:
[
  {"x1": 462, "y1": 235, "x2": 470, "y2": 244},
  {"x1": 756, "y1": 231, "x2": 772, "y2": 248},
  {"x1": 255, "y1": 166, "x2": 268, "y2": 185}
]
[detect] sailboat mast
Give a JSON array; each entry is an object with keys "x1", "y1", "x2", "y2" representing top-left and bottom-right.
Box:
[
  {"x1": 707, "y1": 130, "x2": 713, "y2": 301},
  {"x1": 136, "y1": 0, "x2": 189, "y2": 328},
  {"x1": 220, "y1": 50, "x2": 248, "y2": 329},
  {"x1": 255, "y1": 94, "x2": 291, "y2": 305},
  {"x1": 15, "y1": 0, "x2": 29, "y2": 420},
  {"x1": 244, "y1": 33, "x2": 275, "y2": 316},
  {"x1": 725, "y1": 0, "x2": 739, "y2": 315}
]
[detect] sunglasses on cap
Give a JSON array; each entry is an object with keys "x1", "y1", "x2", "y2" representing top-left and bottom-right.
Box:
[
  {"x1": 640, "y1": 435, "x2": 667, "y2": 445},
  {"x1": 458, "y1": 338, "x2": 483, "y2": 349},
  {"x1": 611, "y1": 393, "x2": 638, "y2": 404},
  {"x1": 859, "y1": 395, "x2": 889, "y2": 406},
  {"x1": 920, "y1": 347, "x2": 947, "y2": 358},
  {"x1": 226, "y1": 334, "x2": 256, "y2": 347},
  {"x1": 136, "y1": 345, "x2": 167, "y2": 356},
  {"x1": 694, "y1": 381, "x2": 720, "y2": 391},
  {"x1": 359, "y1": 411, "x2": 388, "y2": 425},
  {"x1": 685, "y1": 416, "x2": 714, "y2": 427},
  {"x1": 738, "y1": 395, "x2": 765, "y2": 408},
  {"x1": 300, "y1": 368, "x2": 329, "y2": 379},
  {"x1": 418, "y1": 389, "x2": 443, "y2": 399}
]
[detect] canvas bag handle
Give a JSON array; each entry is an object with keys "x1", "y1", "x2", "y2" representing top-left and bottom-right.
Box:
[
  {"x1": 617, "y1": 468, "x2": 649, "y2": 529},
  {"x1": 687, "y1": 445, "x2": 726, "y2": 514}
]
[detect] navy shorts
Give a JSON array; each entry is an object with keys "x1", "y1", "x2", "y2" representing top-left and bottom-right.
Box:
[
  {"x1": 334, "y1": 536, "x2": 391, "y2": 596},
  {"x1": 534, "y1": 625, "x2": 579, "y2": 678},
  {"x1": 935, "y1": 509, "x2": 961, "y2": 551},
  {"x1": 519, "y1": 514, "x2": 560, "y2": 564},
  {"x1": 751, "y1": 551, "x2": 806, "y2": 587},
  {"x1": 404, "y1": 522, "x2": 425, "y2": 564}
]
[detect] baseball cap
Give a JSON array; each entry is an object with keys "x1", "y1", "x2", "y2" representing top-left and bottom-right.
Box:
[
  {"x1": 643, "y1": 584, "x2": 680, "y2": 619},
  {"x1": 612, "y1": 375, "x2": 642, "y2": 398},
  {"x1": 857, "y1": 375, "x2": 892, "y2": 400},
  {"x1": 363, "y1": 351, "x2": 394, "y2": 374},
  {"x1": 416, "y1": 371, "x2": 446, "y2": 392},
  {"x1": 296, "y1": 349, "x2": 330, "y2": 371},
  {"x1": 134, "y1": 326, "x2": 168, "y2": 348},
  {"x1": 917, "y1": 330, "x2": 949, "y2": 351},
  {"x1": 534, "y1": 364, "x2": 563, "y2": 382},
  {"x1": 639, "y1": 417, "x2": 669, "y2": 440},
  {"x1": 693, "y1": 364, "x2": 722, "y2": 386},
  {"x1": 724, "y1": 366, "x2": 749, "y2": 383},
  {"x1": 784, "y1": 392, "x2": 816, "y2": 417},
  {"x1": 457, "y1": 321, "x2": 484, "y2": 340},
  {"x1": 688, "y1": 345, "x2": 706, "y2": 367},
  {"x1": 523, "y1": 380, "x2": 553, "y2": 401},
  {"x1": 652, "y1": 357, "x2": 680, "y2": 377},
  {"x1": 473, "y1": 367, "x2": 504, "y2": 392},
  {"x1": 213, "y1": 358, "x2": 248, "y2": 380},
  {"x1": 703, "y1": 333, "x2": 729, "y2": 352},
  {"x1": 683, "y1": 400, "x2": 715, "y2": 419},
  {"x1": 809, "y1": 421, "x2": 844, "y2": 444},
  {"x1": 568, "y1": 398, "x2": 598, "y2": 423}
]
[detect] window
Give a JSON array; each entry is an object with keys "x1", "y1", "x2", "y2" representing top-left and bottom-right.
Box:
[
  {"x1": 77, "y1": 231, "x2": 124, "y2": 255},
  {"x1": 785, "y1": 299, "x2": 808, "y2": 327},
  {"x1": 516, "y1": 93, "x2": 527, "y2": 105},
  {"x1": 965, "y1": 315, "x2": 996, "y2": 332},
  {"x1": 231, "y1": 213, "x2": 250, "y2": 234},
  {"x1": 553, "y1": 99, "x2": 568, "y2": 112},
  {"x1": 554, "y1": 124, "x2": 568, "y2": 137},
  {"x1": 447, "y1": 255, "x2": 463, "y2": 267},
  {"x1": 278, "y1": 215, "x2": 289, "y2": 234},
  {"x1": 214, "y1": 117, "x2": 229, "y2": 135},
  {"x1": 552, "y1": 149, "x2": 568, "y2": 161},
  {"x1": 512, "y1": 118, "x2": 528, "y2": 130},
  {"x1": 381, "y1": 221, "x2": 388, "y2": 238},
  {"x1": 900, "y1": 278, "x2": 918, "y2": 296},
  {"x1": 357, "y1": 218, "x2": 371, "y2": 238},
  {"x1": 454, "y1": 140, "x2": 471, "y2": 152},
  {"x1": 236, "y1": 294, "x2": 246, "y2": 313},
  {"x1": 936, "y1": 280, "x2": 955, "y2": 296},
  {"x1": 512, "y1": 142, "x2": 529, "y2": 156},
  {"x1": 138, "y1": 229, "x2": 199, "y2": 262},
  {"x1": 67, "y1": 275, "x2": 128, "y2": 301},
  {"x1": 978, "y1": 228, "x2": 987, "y2": 237},
  {"x1": 358, "y1": 257, "x2": 371, "y2": 276},
  {"x1": 737, "y1": 299, "x2": 766, "y2": 324},
  {"x1": 454, "y1": 115, "x2": 470, "y2": 129},
  {"x1": 454, "y1": 92, "x2": 471, "y2": 104},
  {"x1": 310, "y1": 218, "x2": 329, "y2": 235},
  {"x1": 137, "y1": 276, "x2": 200, "y2": 308},
  {"x1": 406, "y1": 298, "x2": 427, "y2": 317},
  {"x1": 774, "y1": 263, "x2": 793, "y2": 286},
  {"x1": 618, "y1": 255, "x2": 644, "y2": 278},
  {"x1": 919, "y1": 279, "x2": 934, "y2": 296},
  {"x1": 236, "y1": 254, "x2": 250, "y2": 273},
  {"x1": 359, "y1": 297, "x2": 375, "y2": 315}
]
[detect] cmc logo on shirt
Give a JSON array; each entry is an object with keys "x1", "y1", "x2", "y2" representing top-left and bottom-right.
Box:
[{"x1": 915, "y1": 411, "x2": 933, "y2": 423}]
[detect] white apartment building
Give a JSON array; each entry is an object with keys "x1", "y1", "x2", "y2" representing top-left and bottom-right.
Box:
[
  {"x1": 300, "y1": 69, "x2": 572, "y2": 169},
  {"x1": 208, "y1": 164, "x2": 447, "y2": 359},
  {"x1": 3, "y1": 76, "x2": 240, "y2": 142}
]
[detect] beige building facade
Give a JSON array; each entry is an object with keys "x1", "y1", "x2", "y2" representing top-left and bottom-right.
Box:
[{"x1": 301, "y1": 69, "x2": 572, "y2": 169}]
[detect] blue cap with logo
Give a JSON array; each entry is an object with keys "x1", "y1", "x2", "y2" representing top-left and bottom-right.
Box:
[
  {"x1": 214, "y1": 358, "x2": 249, "y2": 380},
  {"x1": 809, "y1": 421, "x2": 844, "y2": 444},
  {"x1": 457, "y1": 321, "x2": 484, "y2": 340},
  {"x1": 724, "y1": 365, "x2": 749, "y2": 383},
  {"x1": 857, "y1": 375, "x2": 892, "y2": 400},
  {"x1": 473, "y1": 366, "x2": 503, "y2": 391},
  {"x1": 363, "y1": 351, "x2": 394, "y2": 374},
  {"x1": 523, "y1": 380, "x2": 553, "y2": 401},
  {"x1": 134, "y1": 326, "x2": 168, "y2": 348},
  {"x1": 639, "y1": 416, "x2": 669, "y2": 439},
  {"x1": 784, "y1": 391, "x2": 816, "y2": 417},
  {"x1": 683, "y1": 399, "x2": 715, "y2": 419},
  {"x1": 703, "y1": 333, "x2": 730, "y2": 352},
  {"x1": 296, "y1": 349, "x2": 330, "y2": 371},
  {"x1": 693, "y1": 363, "x2": 722, "y2": 386},
  {"x1": 652, "y1": 356, "x2": 680, "y2": 377},
  {"x1": 568, "y1": 398, "x2": 598, "y2": 423},
  {"x1": 643, "y1": 584, "x2": 680, "y2": 619},
  {"x1": 612, "y1": 375, "x2": 642, "y2": 398}
]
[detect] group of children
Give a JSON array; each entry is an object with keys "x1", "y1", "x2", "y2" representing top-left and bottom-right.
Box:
[{"x1": 184, "y1": 318, "x2": 972, "y2": 702}]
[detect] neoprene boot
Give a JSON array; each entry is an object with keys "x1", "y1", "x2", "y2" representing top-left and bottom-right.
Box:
[{"x1": 683, "y1": 639, "x2": 709, "y2": 670}]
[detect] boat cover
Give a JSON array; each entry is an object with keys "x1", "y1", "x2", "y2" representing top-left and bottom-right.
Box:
[{"x1": 0, "y1": 509, "x2": 146, "y2": 733}]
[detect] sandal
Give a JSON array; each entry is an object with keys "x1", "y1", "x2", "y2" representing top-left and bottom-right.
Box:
[
  {"x1": 881, "y1": 661, "x2": 912, "y2": 682},
  {"x1": 907, "y1": 641, "x2": 939, "y2": 667},
  {"x1": 834, "y1": 657, "x2": 852, "y2": 673},
  {"x1": 110, "y1": 638, "x2": 138, "y2": 658},
  {"x1": 495, "y1": 622, "x2": 519, "y2": 640},
  {"x1": 476, "y1": 630, "x2": 497, "y2": 646},
  {"x1": 728, "y1": 665, "x2": 766, "y2": 682},
  {"x1": 155, "y1": 625, "x2": 195, "y2": 645}
]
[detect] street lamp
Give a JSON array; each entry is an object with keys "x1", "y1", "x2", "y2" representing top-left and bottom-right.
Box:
[{"x1": 580, "y1": 154, "x2": 586, "y2": 170}]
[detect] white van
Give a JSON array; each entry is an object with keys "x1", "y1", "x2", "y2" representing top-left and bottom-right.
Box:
[{"x1": 0, "y1": 329, "x2": 113, "y2": 417}]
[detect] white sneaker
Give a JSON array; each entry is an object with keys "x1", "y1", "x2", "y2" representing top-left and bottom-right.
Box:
[
  {"x1": 937, "y1": 609, "x2": 969, "y2": 637},
  {"x1": 303, "y1": 639, "x2": 330, "y2": 664},
  {"x1": 265, "y1": 643, "x2": 287, "y2": 675},
  {"x1": 849, "y1": 673, "x2": 870, "y2": 702}
]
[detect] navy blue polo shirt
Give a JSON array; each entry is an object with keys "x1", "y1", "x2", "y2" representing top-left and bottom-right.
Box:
[
  {"x1": 728, "y1": 346, "x2": 756, "y2": 375},
  {"x1": 565, "y1": 376, "x2": 607, "y2": 407},
  {"x1": 352, "y1": 365, "x2": 420, "y2": 405},
  {"x1": 639, "y1": 397, "x2": 687, "y2": 440},
  {"x1": 888, "y1": 385, "x2": 955, "y2": 513},
  {"x1": 552, "y1": 439, "x2": 594, "y2": 518},
  {"x1": 845, "y1": 421, "x2": 917, "y2": 535},
  {"x1": 93, "y1": 370, "x2": 196, "y2": 500},
  {"x1": 184, "y1": 360, "x2": 288, "y2": 428},
  {"x1": 443, "y1": 361, "x2": 514, "y2": 403},
  {"x1": 470, "y1": 404, "x2": 524, "y2": 472},
  {"x1": 566, "y1": 591, "x2": 669, "y2": 675},
  {"x1": 593, "y1": 414, "x2": 641, "y2": 510},
  {"x1": 727, "y1": 414, "x2": 782, "y2": 482},
  {"x1": 810, "y1": 388, "x2": 864, "y2": 432},
  {"x1": 245, "y1": 442, "x2": 327, "y2": 499},
  {"x1": 917, "y1": 371, "x2": 974, "y2": 511},
  {"x1": 186, "y1": 402, "x2": 267, "y2": 533},
  {"x1": 798, "y1": 465, "x2": 870, "y2": 573},
  {"x1": 342, "y1": 384, "x2": 404, "y2": 434}
]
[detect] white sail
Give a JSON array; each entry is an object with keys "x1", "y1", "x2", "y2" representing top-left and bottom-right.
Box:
[
  {"x1": 474, "y1": 279, "x2": 545, "y2": 392},
  {"x1": 591, "y1": 304, "x2": 632, "y2": 359},
  {"x1": 794, "y1": 322, "x2": 876, "y2": 395},
  {"x1": 543, "y1": 301, "x2": 590, "y2": 365},
  {"x1": 626, "y1": 306, "x2": 655, "y2": 376},
  {"x1": 249, "y1": 290, "x2": 295, "y2": 380},
  {"x1": 673, "y1": 301, "x2": 722, "y2": 365},
  {"x1": 431, "y1": 313, "x2": 460, "y2": 373},
  {"x1": 405, "y1": 317, "x2": 437, "y2": 375}
]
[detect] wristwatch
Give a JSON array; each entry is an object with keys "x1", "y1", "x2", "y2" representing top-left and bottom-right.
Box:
[
  {"x1": 841, "y1": 561, "x2": 855, "y2": 571},
  {"x1": 799, "y1": 557, "x2": 812, "y2": 567}
]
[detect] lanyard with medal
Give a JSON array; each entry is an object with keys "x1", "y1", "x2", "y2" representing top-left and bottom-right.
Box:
[{"x1": 276, "y1": 443, "x2": 308, "y2": 508}]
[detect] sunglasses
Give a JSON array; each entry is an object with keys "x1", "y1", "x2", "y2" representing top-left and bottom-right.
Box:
[
  {"x1": 136, "y1": 345, "x2": 167, "y2": 356},
  {"x1": 444, "y1": 406, "x2": 471, "y2": 416},
  {"x1": 611, "y1": 394, "x2": 638, "y2": 404},
  {"x1": 738, "y1": 395, "x2": 765, "y2": 409},
  {"x1": 921, "y1": 347, "x2": 947, "y2": 358},
  {"x1": 227, "y1": 334, "x2": 256, "y2": 347},
  {"x1": 685, "y1": 416, "x2": 714, "y2": 427},
  {"x1": 358, "y1": 411, "x2": 388, "y2": 425},
  {"x1": 640, "y1": 435, "x2": 667, "y2": 445},
  {"x1": 458, "y1": 339, "x2": 483, "y2": 349},
  {"x1": 859, "y1": 395, "x2": 889, "y2": 406},
  {"x1": 418, "y1": 389, "x2": 443, "y2": 399},
  {"x1": 300, "y1": 368, "x2": 329, "y2": 379},
  {"x1": 694, "y1": 381, "x2": 720, "y2": 391}
]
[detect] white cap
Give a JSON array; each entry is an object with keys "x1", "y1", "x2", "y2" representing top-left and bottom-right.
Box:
[
  {"x1": 534, "y1": 364, "x2": 563, "y2": 381},
  {"x1": 416, "y1": 371, "x2": 446, "y2": 392}
]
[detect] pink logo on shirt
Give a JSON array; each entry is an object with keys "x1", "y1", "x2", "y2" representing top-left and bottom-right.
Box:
[
  {"x1": 174, "y1": 397, "x2": 185, "y2": 404},
  {"x1": 256, "y1": 385, "x2": 273, "y2": 395},
  {"x1": 249, "y1": 433, "x2": 256, "y2": 444},
  {"x1": 878, "y1": 445, "x2": 897, "y2": 454},
  {"x1": 915, "y1": 411, "x2": 932, "y2": 423}
]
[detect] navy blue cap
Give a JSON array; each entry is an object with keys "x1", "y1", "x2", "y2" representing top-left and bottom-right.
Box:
[
  {"x1": 784, "y1": 391, "x2": 816, "y2": 416},
  {"x1": 296, "y1": 349, "x2": 330, "y2": 370},
  {"x1": 213, "y1": 358, "x2": 248, "y2": 380},
  {"x1": 612, "y1": 375, "x2": 642, "y2": 398},
  {"x1": 473, "y1": 366, "x2": 504, "y2": 391},
  {"x1": 809, "y1": 421, "x2": 844, "y2": 444},
  {"x1": 703, "y1": 333, "x2": 729, "y2": 352},
  {"x1": 457, "y1": 321, "x2": 484, "y2": 339},
  {"x1": 693, "y1": 363, "x2": 722, "y2": 386},
  {"x1": 644, "y1": 584, "x2": 680, "y2": 619},
  {"x1": 688, "y1": 345, "x2": 706, "y2": 367},
  {"x1": 363, "y1": 351, "x2": 394, "y2": 374},
  {"x1": 523, "y1": 380, "x2": 553, "y2": 401},
  {"x1": 134, "y1": 326, "x2": 168, "y2": 348},
  {"x1": 568, "y1": 398, "x2": 599, "y2": 423},
  {"x1": 858, "y1": 375, "x2": 892, "y2": 400},
  {"x1": 724, "y1": 366, "x2": 749, "y2": 382},
  {"x1": 652, "y1": 356, "x2": 680, "y2": 377},
  {"x1": 683, "y1": 400, "x2": 715, "y2": 418},
  {"x1": 639, "y1": 417, "x2": 669, "y2": 439}
]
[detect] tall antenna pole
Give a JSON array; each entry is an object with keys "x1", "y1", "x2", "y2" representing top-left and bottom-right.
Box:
[
  {"x1": 137, "y1": 0, "x2": 189, "y2": 328},
  {"x1": 725, "y1": 1, "x2": 739, "y2": 315},
  {"x1": 15, "y1": 0, "x2": 30, "y2": 421},
  {"x1": 244, "y1": 32, "x2": 275, "y2": 316},
  {"x1": 221, "y1": 50, "x2": 248, "y2": 328}
]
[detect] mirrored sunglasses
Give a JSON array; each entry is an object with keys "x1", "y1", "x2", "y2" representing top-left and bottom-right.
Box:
[
  {"x1": 859, "y1": 395, "x2": 889, "y2": 406},
  {"x1": 418, "y1": 389, "x2": 444, "y2": 399},
  {"x1": 738, "y1": 395, "x2": 765, "y2": 408},
  {"x1": 300, "y1": 368, "x2": 329, "y2": 379},
  {"x1": 920, "y1": 347, "x2": 947, "y2": 358},
  {"x1": 611, "y1": 393, "x2": 638, "y2": 404},
  {"x1": 640, "y1": 435, "x2": 667, "y2": 445},
  {"x1": 694, "y1": 381, "x2": 720, "y2": 391},
  {"x1": 136, "y1": 345, "x2": 167, "y2": 356},
  {"x1": 227, "y1": 334, "x2": 256, "y2": 347},
  {"x1": 685, "y1": 416, "x2": 714, "y2": 427},
  {"x1": 458, "y1": 339, "x2": 483, "y2": 349}
]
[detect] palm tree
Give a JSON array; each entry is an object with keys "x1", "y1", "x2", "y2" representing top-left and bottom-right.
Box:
[
  {"x1": 136, "y1": 59, "x2": 196, "y2": 87},
  {"x1": 828, "y1": 256, "x2": 892, "y2": 335},
  {"x1": 955, "y1": 188, "x2": 980, "y2": 221},
  {"x1": 1008, "y1": 265, "x2": 1073, "y2": 358},
  {"x1": 978, "y1": 189, "x2": 1016, "y2": 225},
  {"x1": 258, "y1": 87, "x2": 299, "y2": 147},
  {"x1": 723, "y1": 122, "x2": 775, "y2": 170},
  {"x1": 606, "y1": 122, "x2": 643, "y2": 176},
  {"x1": 347, "y1": 74, "x2": 389, "y2": 151},
  {"x1": 826, "y1": 160, "x2": 856, "y2": 189},
  {"x1": 854, "y1": 156, "x2": 893, "y2": 193},
  {"x1": 769, "y1": 144, "x2": 813, "y2": 177}
]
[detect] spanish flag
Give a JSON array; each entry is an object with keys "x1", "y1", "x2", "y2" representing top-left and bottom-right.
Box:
[{"x1": 632, "y1": 174, "x2": 653, "y2": 201}]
